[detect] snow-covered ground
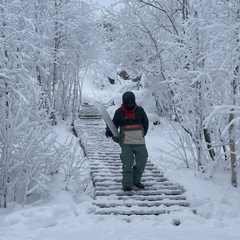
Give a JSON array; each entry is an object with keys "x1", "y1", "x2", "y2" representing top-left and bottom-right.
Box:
[{"x1": 1, "y1": 69, "x2": 240, "y2": 240}]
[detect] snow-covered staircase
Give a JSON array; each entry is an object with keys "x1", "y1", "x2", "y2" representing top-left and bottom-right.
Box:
[{"x1": 74, "y1": 104, "x2": 191, "y2": 216}]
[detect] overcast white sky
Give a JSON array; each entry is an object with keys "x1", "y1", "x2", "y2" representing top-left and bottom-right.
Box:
[{"x1": 95, "y1": 0, "x2": 115, "y2": 6}]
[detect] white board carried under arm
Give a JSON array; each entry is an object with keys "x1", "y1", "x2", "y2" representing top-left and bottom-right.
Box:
[{"x1": 95, "y1": 102, "x2": 119, "y2": 137}]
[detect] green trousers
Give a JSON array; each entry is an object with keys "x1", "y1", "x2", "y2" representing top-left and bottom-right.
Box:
[{"x1": 120, "y1": 144, "x2": 148, "y2": 188}]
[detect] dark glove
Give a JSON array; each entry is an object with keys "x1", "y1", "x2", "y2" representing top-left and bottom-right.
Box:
[{"x1": 105, "y1": 126, "x2": 113, "y2": 138}]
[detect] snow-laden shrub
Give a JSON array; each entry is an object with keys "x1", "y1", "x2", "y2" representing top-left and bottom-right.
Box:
[{"x1": 0, "y1": 80, "x2": 61, "y2": 207}]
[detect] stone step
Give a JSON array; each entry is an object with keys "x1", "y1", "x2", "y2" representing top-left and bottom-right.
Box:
[
  {"x1": 95, "y1": 189, "x2": 183, "y2": 196},
  {"x1": 96, "y1": 194, "x2": 187, "y2": 201},
  {"x1": 95, "y1": 185, "x2": 179, "y2": 191},
  {"x1": 90, "y1": 169, "x2": 161, "y2": 175},
  {"x1": 89, "y1": 165, "x2": 159, "y2": 171},
  {"x1": 89, "y1": 163, "x2": 156, "y2": 168},
  {"x1": 93, "y1": 200, "x2": 190, "y2": 208},
  {"x1": 92, "y1": 176, "x2": 168, "y2": 183},
  {"x1": 116, "y1": 195, "x2": 188, "y2": 201},
  {"x1": 92, "y1": 172, "x2": 164, "y2": 178},
  {"x1": 94, "y1": 181, "x2": 174, "y2": 188},
  {"x1": 94, "y1": 206, "x2": 186, "y2": 216}
]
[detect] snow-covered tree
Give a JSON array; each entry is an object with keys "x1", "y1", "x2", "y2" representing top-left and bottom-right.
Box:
[
  {"x1": 0, "y1": 0, "x2": 60, "y2": 207},
  {"x1": 102, "y1": 0, "x2": 181, "y2": 115},
  {"x1": 203, "y1": 0, "x2": 240, "y2": 187},
  {"x1": 102, "y1": 0, "x2": 240, "y2": 185}
]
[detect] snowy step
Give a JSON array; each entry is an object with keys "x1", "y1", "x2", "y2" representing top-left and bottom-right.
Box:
[
  {"x1": 95, "y1": 189, "x2": 183, "y2": 196},
  {"x1": 93, "y1": 200, "x2": 190, "y2": 208},
  {"x1": 88, "y1": 162, "x2": 156, "y2": 167},
  {"x1": 94, "y1": 206, "x2": 185, "y2": 216},
  {"x1": 92, "y1": 172, "x2": 164, "y2": 178},
  {"x1": 89, "y1": 165, "x2": 159, "y2": 171},
  {"x1": 95, "y1": 185, "x2": 179, "y2": 192},
  {"x1": 92, "y1": 176, "x2": 168, "y2": 184},
  {"x1": 95, "y1": 194, "x2": 188, "y2": 201},
  {"x1": 90, "y1": 169, "x2": 162, "y2": 175},
  {"x1": 94, "y1": 181, "x2": 175, "y2": 188},
  {"x1": 116, "y1": 195, "x2": 188, "y2": 201}
]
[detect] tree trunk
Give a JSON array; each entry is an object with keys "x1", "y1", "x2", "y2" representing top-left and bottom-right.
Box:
[
  {"x1": 203, "y1": 128, "x2": 215, "y2": 161},
  {"x1": 182, "y1": 0, "x2": 189, "y2": 20},
  {"x1": 229, "y1": 112, "x2": 237, "y2": 187},
  {"x1": 228, "y1": 4, "x2": 240, "y2": 187}
]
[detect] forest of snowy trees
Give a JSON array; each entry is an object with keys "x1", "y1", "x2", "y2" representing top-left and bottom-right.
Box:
[{"x1": 0, "y1": 0, "x2": 240, "y2": 208}]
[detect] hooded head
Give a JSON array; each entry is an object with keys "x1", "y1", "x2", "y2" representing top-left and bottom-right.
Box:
[{"x1": 122, "y1": 91, "x2": 136, "y2": 111}]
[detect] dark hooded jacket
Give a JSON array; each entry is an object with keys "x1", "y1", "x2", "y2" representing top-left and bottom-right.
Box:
[{"x1": 112, "y1": 105, "x2": 149, "y2": 145}]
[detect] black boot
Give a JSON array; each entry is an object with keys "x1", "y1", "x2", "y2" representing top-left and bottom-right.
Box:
[
  {"x1": 134, "y1": 182, "x2": 145, "y2": 189},
  {"x1": 123, "y1": 186, "x2": 132, "y2": 191}
]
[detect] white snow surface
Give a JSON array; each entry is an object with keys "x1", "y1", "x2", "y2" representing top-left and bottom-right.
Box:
[{"x1": 1, "y1": 69, "x2": 240, "y2": 240}]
